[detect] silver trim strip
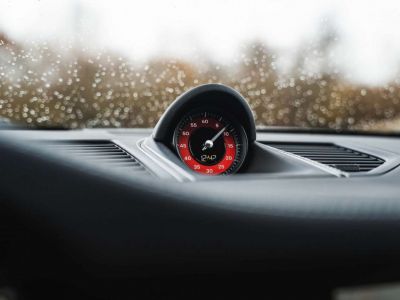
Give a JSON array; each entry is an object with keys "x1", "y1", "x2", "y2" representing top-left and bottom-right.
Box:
[
  {"x1": 137, "y1": 138, "x2": 195, "y2": 182},
  {"x1": 260, "y1": 143, "x2": 349, "y2": 178}
]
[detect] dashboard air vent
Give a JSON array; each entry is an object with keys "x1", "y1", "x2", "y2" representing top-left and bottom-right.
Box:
[
  {"x1": 265, "y1": 142, "x2": 385, "y2": 173},
  {"x1": 44, "y1": 140, "x2": 152, "y2": 176}
]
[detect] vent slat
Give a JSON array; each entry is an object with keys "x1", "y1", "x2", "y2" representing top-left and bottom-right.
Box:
[
  {"x1": 46, "y1": 146, "x2": 118, "y2": 150},
  {"x1": 49, "y1": 149, "x2": 122, "y2": 152},
  {"x1": 84, "y1": 157, "x2": 135, "y2": 162},
  {"x1": 42, "y1": 141, "x2": 152, "y2": 177},
  {"x1": 47, "y1": 147, "x2": 118, "y2": 151},
  {"x1": 305, "y1": 158, "x2": 381, "y2": 162},
  {"x1": 266, "y1": 142, "x2": 384, "y2": 173},
  {"x1": 293, "y1": 155, "x2": 371, "y2": 159},
  {"x1": 327, "y1": 162, "x2": 382, "y2": 166},
  {"x1": 69, "y1": 153, "x2": 131, "y2": 158},
  {"x1": 56, "y1": 150, "x2": 130, "y2": 154}
]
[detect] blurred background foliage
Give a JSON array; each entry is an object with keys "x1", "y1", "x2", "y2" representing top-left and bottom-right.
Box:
[{"x1": 1, "y1": 31, "x2": 400, "y2": 131}]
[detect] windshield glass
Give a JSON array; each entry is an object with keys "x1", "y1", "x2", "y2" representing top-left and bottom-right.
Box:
[{"x1": 1, "y1": 0, "x2": 400, "y2": 131}]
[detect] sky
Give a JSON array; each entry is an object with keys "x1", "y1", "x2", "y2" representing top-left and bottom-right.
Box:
[{"x1": 1, "y1": 0, "x2": 400, "y2": 85}]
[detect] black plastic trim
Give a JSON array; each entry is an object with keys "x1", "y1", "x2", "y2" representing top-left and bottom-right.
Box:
[{"x1": 152, "y1": 84, "x2": 256, "y2": 144}]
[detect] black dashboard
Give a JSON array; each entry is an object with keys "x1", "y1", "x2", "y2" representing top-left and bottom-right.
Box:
[{"x1": 0, "y1": 84, "x2": 400, "y2": 299}]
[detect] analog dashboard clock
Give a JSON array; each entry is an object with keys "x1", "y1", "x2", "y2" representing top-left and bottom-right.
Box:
[
  {"x1": 173, "y1": 111, "x2": 248, "y2": 175},
  {"x1": 152, "y1": 84, "x2": 256, "y2": 177}
]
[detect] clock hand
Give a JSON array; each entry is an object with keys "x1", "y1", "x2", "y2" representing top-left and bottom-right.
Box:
[
  {"x1": 211, "y1": 126, "x2": 227, "y2": 143},
  {"x1": 201, "y1": 126, "x2": 227, "y2": 151}
]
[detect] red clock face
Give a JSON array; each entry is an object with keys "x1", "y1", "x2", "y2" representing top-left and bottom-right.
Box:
[{"x1": 174, "y1": 112, "x2": 246, "y2": 175}]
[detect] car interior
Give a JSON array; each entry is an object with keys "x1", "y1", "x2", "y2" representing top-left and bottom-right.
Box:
[{"x1": 1, "y1": 0, "x2": 400, "y2": 299}]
